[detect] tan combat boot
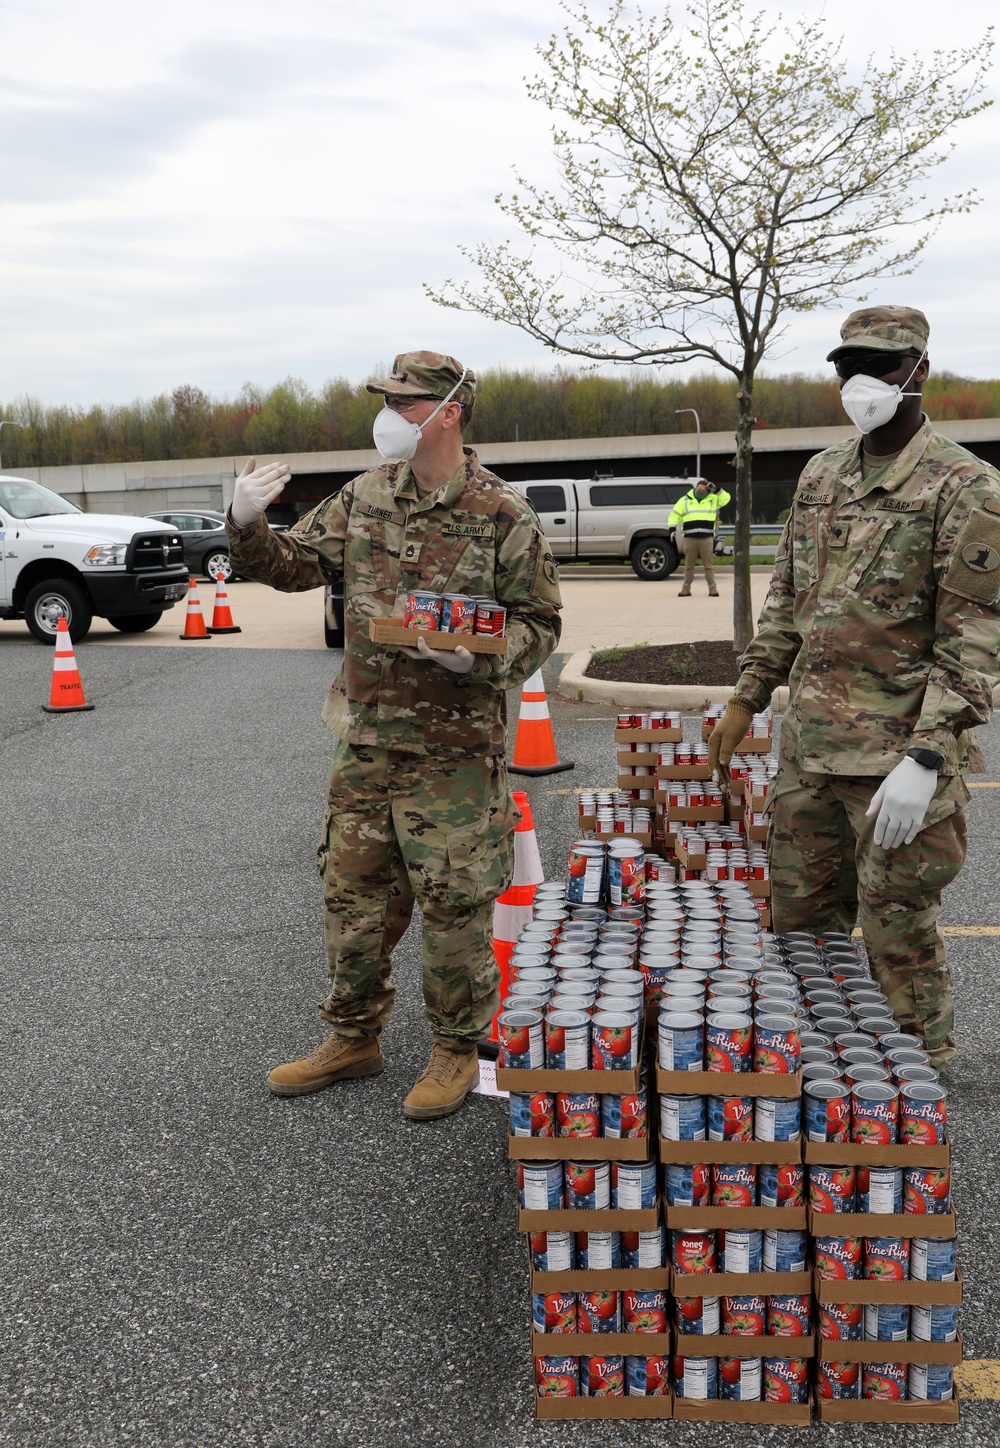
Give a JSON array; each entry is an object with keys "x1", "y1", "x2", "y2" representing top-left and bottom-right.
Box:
[
  {"x1": 403, "y1": 1040, "x2": 480, "y2": 1120},
  {"x1": 267, "y1": 1032, "x2": 383, "y2": 1098}
]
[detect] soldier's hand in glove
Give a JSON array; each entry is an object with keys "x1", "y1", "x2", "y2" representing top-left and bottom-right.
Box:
[
  {"x1": 231, "y1": 455, "x2": 292, "y2": 528},
  {"x1": 707, "y1": 698, "x2": 755, "y2": 783},
  {"x1": 865, "y1": 757, "x2": 938, "y2": 850},
  {"x1": 399, "y1": 636, "x2": 475, "y2": 674}
]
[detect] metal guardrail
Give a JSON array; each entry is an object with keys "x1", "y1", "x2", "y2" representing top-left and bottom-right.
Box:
[{"x1": 715, "y1": 524, "x2": 781, "y2": 536}]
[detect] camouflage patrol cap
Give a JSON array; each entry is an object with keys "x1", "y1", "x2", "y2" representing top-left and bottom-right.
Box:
[
  {"x1": 827, "y1": 306, "x2": 930, "y2": 361},
  {"x1": 366, "y1": 351, "x2": 476, "y2": 405}
]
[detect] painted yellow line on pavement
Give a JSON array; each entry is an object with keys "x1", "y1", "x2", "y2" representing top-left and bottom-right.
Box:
[
  {"x1": 968, "y1": 782, "x2": 1000, "y2": 788},
  {"x1": 852, "y1": 926, "x2": 1000, "y2": 937},
  {"x1": 955, "y1": 1360, "x2": 1000, "y2": 1398}
]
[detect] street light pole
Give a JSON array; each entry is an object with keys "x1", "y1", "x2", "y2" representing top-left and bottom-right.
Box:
[
  {"x1": 0, "y1": 420, "x2": 20, "y2": 472},
  {"x1": 674, "y1": 408, "x2": 702, "y2": 481}
]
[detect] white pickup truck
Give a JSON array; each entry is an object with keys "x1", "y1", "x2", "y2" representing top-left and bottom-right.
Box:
[
  {"x1": 0, "y1": 474, "x2": 190, "y2": 642},
  {"x1": 510, "y1": 474, "x2": 696, "y2": 579}
]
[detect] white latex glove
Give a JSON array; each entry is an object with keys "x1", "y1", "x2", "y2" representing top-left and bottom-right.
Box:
[
  {"x1": 865, "y1": 757, "x2": 938, "y2": 850},
  {"x1": 231, "y1": 455, "x2": 292, "y2": 528},
  {"x1": 399, "y1": 636, "x2": 475, "y2": 674}
]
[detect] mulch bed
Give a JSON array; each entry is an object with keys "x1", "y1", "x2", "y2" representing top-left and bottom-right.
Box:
[{"x1": 585, "y1": 638, "x2": 741, "y2": 686}]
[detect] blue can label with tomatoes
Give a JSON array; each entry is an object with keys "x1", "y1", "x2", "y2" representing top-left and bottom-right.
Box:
[
  {"x1": 556, "y1": 1091, "x2": 601, "y2": 1139},
  {"x1": 763, "y1": 1228, "x2": 807, "y2": 1273},
  {"x1": 673, "y1": 1355, "x2": 718, "y2": 1399},
  {"x1": 809, "y1": 1164, "x2": 857, "y2": 1213},
  {"x1": 758, "y1": 1163, "x2": 805, "y2": 1210},
  {"x1": 519, "y1": 1160, "x2": 564, "y2": 1210},
  {"x1": 717, "y1": 1229, "x2": 762, "y2": 1274},
  {"x1": 576, "y1": 1230, "x2": 621, "y2": 1270},
  {"x1": 708, "y1": 1094, "x2": 753, "y2": 1142},
  {"x1": 903, "y1": 1166, "x2": 951, "y2": 1214},
  {"x1": 625, "y1": 1354, "x2": 670, "y2": 1397},
  {"x1": 718, "y1": 1355, "x2": 762, "y2": 1401},
  {"x1": 754, "y1": 1014, "x2": 801, "y2": 1073},
  {"x1": 755, "y1": 1096, "x2": 801, "y2": 1142},
  {"x1": 863, "y1": 1302, "x2": 910, "y2": 1341},
  {"x1": 660, "y1": 1094, "x2": 707, "y2": 1141},
  {"x1": 613, "y1": 1160, "x2": 657, "y2": 1210},
  {"x1": 532, "y1": 1291, "x2": 578, "y2": 1335},
  {"x1": 910, "y1": 1236, "x2": 957, "y2": 1282},
  {"x1": 706, "y1": 1012, "x2": 753, "y2": 1072},
  {"x1": 564, "y1": 1160, "x2": 610, "y2": 1210},
  {"x1": 818, "y1": 1301, "x2": 863, "y2": 1341},
  {"x1": 711, "y1": 1162, "x2": 757, "y2": 1208},
  {"x1": 818, "y1": 1360, "x2": 861, "y2": 1400},
  {"x1": 664, "y1": 1162, "x2": 710, "y2": 1208},
  {"x1": 581, "y1": 1353, "x2": 625, "y2": 1396},
  {"x1": 601, "y1": 1085, "x2": 647, "y2": 1139},
  {"x1": 621, "y1": 1226, "x2": 665, "y2": 1270},
  {"x1": 675, "y1": 1295, "x2": 721, "y2": 1336},
  {"x1": 658, "y1": 1013, "x2": 704, "y2": 1071},
  {"x1": 591, "y1": 1013, "x2": 637, "y2": 1070},
  {"x1": 909, "y1": 1362, "x2": 954, "y2": 1401},
  {"x1": 864, "y1": 1236, "x2": 908, "y2": 1282},
  {"x1": 910, "y1": 1303, "x2": 959, "y2": 1343},
  {"x1": 439, "y1": 593, "x2": 475, "y2": 633},
  {"x1": 857, "y1": 1166, "x2": 903, "y2": 1214},
  {"x1": 578, "y1": 1291, "x2": 621, "y2": 1335},
  {"x1": 403, "y1": 589, "x2": 443, "y2": 630},
  {"x1": 766, "y1": 1294, "x2": 812, "y2": 1337},
  {"x1": 815, "y1": 1234, "x2": 863, "y2": 1281}
]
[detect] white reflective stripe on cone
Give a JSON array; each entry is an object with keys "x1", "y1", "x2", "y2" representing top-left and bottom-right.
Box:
[
  {"x1": 494, "y1": 901, "x2": 533, "y2": 942},
  {"x1": 517, "y1": 701, "x2": 549, "y2": 721},
  {"x1": 53, "y1": 654, "x2": 78, "y2": 671}
]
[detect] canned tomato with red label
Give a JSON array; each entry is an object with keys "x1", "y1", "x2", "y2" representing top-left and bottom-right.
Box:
[
  {"x1": 529, "y1": 1230, "x2": 575, "y2": 1272},
  {"x1": 706, "y1": 1012, "x2": 753, "y2": 1072},
  {"x1": 721, "y1": 1295, "x2": 765, "y2": 1336},
  {"x1": 708, "y1": 1094, "x2": 753, "y2": 1142},
  {"x1": 903, "y1": 1166, "x2": 952, "y2": 1214},
  {"x1": 862, "y1": 1361, "x2": 907, "y2": 1400},
  {"x1": 601, "y1": 1085, "x2": 647, "y2": 1139},
  {"x1": 711, "y1": 1162, "x2": 757, "y2": 1208},
  {"x1": 899, "y1": 1082, "x2": 948, "y2": 1144},
  {"x1": 818, "y1": 1301, "x2": 863, "y2": 1340},
  {"x1": 535, "y1": 1355, "x2": 579, "y2": 1397},
  {"x1": 532, "y1": 1291, "x2": 578, "y2": 1335},
  {"x1": 817, "y1": 1360, "x2": 861, "y2": 1400},
  {"x1": 808, "y1": 1164, "x2": 857, "y2": 1213},
  {"x1": 578, "y1": 1292, "x2": 621, "y2": 1334},
  {"x1": 509, "y1": 1091, "x2": 555, "y2": 1138},
  {"x1": 758, "y1": 1163, "x2": 805, "y2": 1209},
  {"x1": 753, "y1": 1014, "x2": 801, "y2": 1073},
  {"x1": 814, "y1": 1234, "x2": 862, "y2": 1281},
  {"x1": 555, "y1": 1091, "x2": 601, "y2": 1139},
  {"x1": 672, "y1": 1229, "x2": 716, "y2": 1275},
  {"x1": 565, "y1": 1160, "x2": 611, "y2": 1210},
  {"x1": 581, "y1": 1355, "x2": 626, "y2": 1397},
  {"x1": 673, "y1": 1355, "x2": 718, "y2": 1400},
  {"x1": 403, "y1": 589, "x2": 442, "y2": 630},
  {"x1": 857, "y1": 1167, "x2": 903, "y2": 1215},
  {"x1": 439, "y1": 593, "x2": 476, "y2": 632},
  {"x1": 473, "y1": 598, "x2": 506, "y2": 636},
  {"x1": 763, "y1": 1356, "x2": 809, "y2": 1404},
  {"x1": 623, "y1": 1289, "x2": 667, "y2": 1334},
  {"x1": 676, "y1": 1295, "x2": 721, "y2": 1335},
  {"x1": 864, "y1": 1235, "x2": 909, "y2": 1281},
  {"x1": 591, "y1": 1013, "x2": 637, "y2": 1070},
  {"x1": 625, "y1": 1354, "x2": 670, "y2": 1396},
  {"x1": 719, "y1": 1356, "x2": 762, "y2": 1402}
]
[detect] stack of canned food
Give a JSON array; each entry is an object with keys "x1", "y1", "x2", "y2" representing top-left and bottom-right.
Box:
[
  {"x1": 519, "y1": 1158, "x2": 658, "y2": 1212},
  {"x1": 577, "y1": 789, "x2": 654, "y2": 839},
  {"x1": 661, "y1": 782, "x2": 726, "y2": 810},
  {"x1": 655, "y1": 740, "x2": 710, "y2": 767},
  {"x1": 401, "y1": 589, "x2": 506, "y2": 635},
  {"x1": 618, "y1": 710, "x2": 683, "y2": 731},
  {"x1": 702, "y1": 705, "x2": 774, "y2": 740}
]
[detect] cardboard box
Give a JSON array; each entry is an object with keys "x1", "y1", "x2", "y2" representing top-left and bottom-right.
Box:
[
  {"x1": 533, "y1": 1266, "x2": 672, "y2": 1292},
  {"x1": 659, "y1": 1136, "x2": 801, "y2": 1165},
  {"x1": 745, "y1": 790, "x2": 770, "y2": 812},
  {"x1": 535, "y1": 1392, "x2": 674, "y2": 1420},
  {"x1": 617, "y1": 749, "x2": 660, "y2": 767},
  {"x1": 656, "y1": 1067, "x2": 803, "y2": 1099},
  {"x1": 746, "y1": 878, "x2": 771, "y2": 898},
  {"x1": 510, "y1": 1132, "x2": 651, "y2": 1162},
  {"x1": 815, "y1": 1395, "x2": 959, "y2": 1425},
  {"x1": 743, "y1": 816, "x2": 770, "y2": 843},
  {"x1": 807, "y1": 1209, "x2": 957, "y2": 1239},
  {"x1": 674, "y1": 1333, "x2": 817, "y2": 1359},
  {"x1": 656, "y1": 763, "x2": 714, "y2": 781},
  {"x1": 532, "y1": 1330, "x2": 672, "y2": 1356},
  {"x1": 804, "y1": 1140, "x2": 951, "y2": 1170},
  {"x1": 618, "y1": 774, "x2": 658, "y2": 792},
  {"x1": 367, "y1": 617, "x2": 506, "y2": 653},
  {"x1": 814, "y1": 1270, "x2": 963, "y2": 1307},
  {"x1": 816, "y1": 1334, "x2": 963, "y2": 1365},
  {"x1": 673, "y1": 1393, "x2": 813, "y2": 1426},
  {"x1": 670, "y1": 1268, "x2": 812, "y2": 1295},
  {"x1": 498, "y1": 1021, "x2": 646, "y2": 1095},
  {"x1": 667, "y1": 1206, "x2": 808, "y2": 1231},
  {"x1": 673, "y1": 839, "x2": 707, "y2": 871},
  {"x1": 615, "y1": 726, "x2": 683, "y2": 744},
  {"x1": 519, "y1": 1205, "x2": 660, "y2": 1232}
]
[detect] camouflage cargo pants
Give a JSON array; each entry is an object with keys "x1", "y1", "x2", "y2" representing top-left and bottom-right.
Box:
[
  {"x1": 769, "y1": 760, "x2": 970, "y2": 1067},
  {"x1": 682, "y1": 535, "x2": 716, "y2": 589},
  {"x1": 316, "y1": 741, "x2": 520, "y2": 1044}
]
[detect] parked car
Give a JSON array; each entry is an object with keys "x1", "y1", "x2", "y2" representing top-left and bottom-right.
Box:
[
  {"x1": 509, "y1": 474, "x2": 696, "y2": 579},
  {"x1": 0, "y1": 475, "x2": 188, "y2": 642},
  {"x1": 144, "y1": 509, "x2": 235, "y2": 582}
]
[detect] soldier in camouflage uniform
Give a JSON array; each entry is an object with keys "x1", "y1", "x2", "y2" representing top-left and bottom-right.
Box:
[
  {"x1": 709, "y1": 307, "x2": 1000, "y2": 1070},
  {"x1": 225, "y1": 352, "x2": 562, "y2": 1114}
]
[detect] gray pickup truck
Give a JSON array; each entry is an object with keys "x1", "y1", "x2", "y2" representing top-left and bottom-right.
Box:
[{"x1": 511, "y1": 474, "x2": 695, "y2": 579}]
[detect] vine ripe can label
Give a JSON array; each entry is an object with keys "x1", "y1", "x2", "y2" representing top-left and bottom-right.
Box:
[
  {"x1": 565, "y1": 1160, "x2": 611, "y2": 1210},
  {"x1": 581, "y1": 1355, "x2": 625, "y2": 1396},
  {"x1": 808, "y1": 1164, "x2": 857, "y2": 1213},
  {"x1": 721, "y1": 1295, "x2": 765, "y2": 1336},
  {"x1": 719, "y1": 1356, "x2": 762, "y2": 1401},
  {"x1": 903, "y1": 1166, "x2": 952, "y2": 1215},
  {"x1": 623, "y1": 1289, "x2": 667, "y2": 1334},
  {"x1": 534, "y1": 1355, "x2": 579, "y2": 1398},
  {"x1": 899, "y1": 1082, "x2": 948, "y2": 1144},
  {"x1": 578, "y1": 1291, "x2": 621, "y2": 1334},
  {"x1": 862, "y1": 1361, "x2": 907, "y2": 1400},
  {"x1": 864, "y1": 1236, "x2": 909, "y2": 1281},
  {"x1": 672, "y1": 1229, "x2": 716, "y2": 1275},
  {"x1": 555, "y1": 1091, "x2": 601, "y2": 1139},
  {"x1": 804, "y1": 1080, "x2": 851, "y2": 1143},
  {"x1": 439, "y1": 593, "x2": 475, "y2": 632},
  {"x1": 818, "y1": 1302, "x2": 863, "y2": 1341},
  {"x1": 857, "y1": 1166, "x2": 903, "y2": 1214},
  {"x1": 758, "y1": 1163, "x2": 804, "y2": 1209},
  {"x1": 675, "y1": 1295, "x2": 721, "y2": 1335},
  {"x1": 817, "y1": 1360, "x2": 861, "y2": 1399},
  {"x1": 601, "y1": 1086, "x2": 647, "y2": 1139},
  {"x1": 625, "y1": 1355, "x2": 670, "y2": 1396},
  {"x1": 766, "y1": 1295, "x2": 812, "y2": 1337},
  {"x1": 763, "y1": 1356, "x2": 809, "y2": 1403},
  {"x1": 532, "y1": 1291, "x2": 578, "y2": 1334},
  {"x1": 403, "y1": 589, "x2": 443, "y2": 629},
  {"x1": 712, "y1": 1162, "x2": 756, "y2": 1208},
  {"x1": 708, "y1": 1094, "x2": 753, "y2": 1142},
  {"x1": 498, "y1": 1009, "x2": 544, "y2": 1068},
  {"x1": 509, "y1": 1092, "x2": 555, "y2": 1138},
  {"x1": 591, "y1": 1013, "x2": 638, "y2": 1070},
  {"x1": 814, "y1": 1234, "x2": 863, "y2": 1281}
]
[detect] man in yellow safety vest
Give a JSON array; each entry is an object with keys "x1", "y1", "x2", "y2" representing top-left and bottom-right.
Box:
[{"x1": 668, "y1": 479, "x2": 731, "y2": 596}]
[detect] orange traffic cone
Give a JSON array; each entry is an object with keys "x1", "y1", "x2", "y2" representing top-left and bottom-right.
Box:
[
  {"x1": 178, "y1": 577, "x2": 211, "y2": 640},
  {"x1": 42, "y1": 617, "x2": 94, "y2": 713},
  {"x1": 208, "y1": 573, "x2": 241, "y2": 634},
  {"x1": 485, "y1": 789, "x2": 546, "y2": 1054},
  {"x1": 509, "y1": 669, "x2": 574, "y2": 776}
]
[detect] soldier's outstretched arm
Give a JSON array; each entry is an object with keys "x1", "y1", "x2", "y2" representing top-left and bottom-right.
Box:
[
  {"x1": 730, "y1": 515, "x2": 802, "y2": 712},
  {"x1": 226, "y1": 461, "x2": 349, "y2": 593},
  {"x1": 909, "y1": 472, "x2": 1000, "y2": 770}
]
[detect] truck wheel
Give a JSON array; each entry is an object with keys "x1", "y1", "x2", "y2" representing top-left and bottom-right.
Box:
[
  {"x1": 324, "y1": 618, "x2": 345, "y2": 648},
  {"x1": 109, "y1": 612, "x2": 163, "y2": 633},
  {"x1": 630, "y1": 536, "x2": 679, "y2": 581},
  {"x1": 24, "y1": 579, "x2": 94, "y2": 644},
  {"x1": 203, "y1": 549, "x2": 233, "y2": 583}
]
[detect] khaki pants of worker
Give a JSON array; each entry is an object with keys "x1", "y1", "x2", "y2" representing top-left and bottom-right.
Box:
[{"x1": 681, "y1": 534, "x2": 716, "y2": 589}]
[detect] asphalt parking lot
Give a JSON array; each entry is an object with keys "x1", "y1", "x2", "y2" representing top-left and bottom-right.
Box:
[{"x1": 2, "y1": 638, "x2": 999, "y2": 1447}]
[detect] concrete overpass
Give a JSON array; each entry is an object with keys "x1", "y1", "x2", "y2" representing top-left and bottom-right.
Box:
[{"x1": 13, "y1": 417, "x2": 1000, "y2": 524}]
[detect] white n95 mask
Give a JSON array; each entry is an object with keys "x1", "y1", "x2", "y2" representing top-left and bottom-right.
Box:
[
  {"x1": 840, "y1": 352, "x2": 925, "y2": 435},
  {"x1": 372, "y1": 368, "x2": 469, "y2": 460}
]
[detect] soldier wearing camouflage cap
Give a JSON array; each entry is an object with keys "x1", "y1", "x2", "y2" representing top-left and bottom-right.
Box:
[
  {"x1": 709, "y1": 306, "x2": 1000, "y2": 1071},
  {"x1": 225, "y1": 350, "x2": 562, "y2": 1115}
]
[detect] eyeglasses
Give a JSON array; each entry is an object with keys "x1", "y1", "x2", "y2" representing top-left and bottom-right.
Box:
[
  {"x1": 834, "y1": 351, "x2": 919, "y2": 381},
  {"x1": 383, "y1": 396, "x2": 436, "y2": 414}
]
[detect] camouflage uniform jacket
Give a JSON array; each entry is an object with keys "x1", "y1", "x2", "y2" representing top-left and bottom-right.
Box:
[
  {"x1": 734, "y1": 419, "x2": 1000, "y2": 775},
  {"x1": 225, "y1": 448, "x2": 562, "y2": 756}
]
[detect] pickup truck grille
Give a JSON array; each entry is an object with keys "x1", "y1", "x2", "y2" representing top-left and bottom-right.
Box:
[{"x1": 128, "y1": 532, "x2": 185, "y2": 571}]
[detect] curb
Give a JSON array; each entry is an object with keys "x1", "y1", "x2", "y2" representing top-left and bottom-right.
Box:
[{"x1": 558, "y1": 649, "x2": 790, "y2": 712}]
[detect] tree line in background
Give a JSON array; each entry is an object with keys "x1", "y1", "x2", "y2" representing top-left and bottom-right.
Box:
[{"x1": 2, "y1": 369, "x2": 1000, "y2": 469}]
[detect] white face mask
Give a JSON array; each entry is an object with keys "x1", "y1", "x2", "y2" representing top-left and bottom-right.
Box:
[
  {"x1": 372, "y1": 368, "x2": 469, "y2": 461},
  {"x1": 839, "y1": 351, "x2": 925, "y2": 435}
]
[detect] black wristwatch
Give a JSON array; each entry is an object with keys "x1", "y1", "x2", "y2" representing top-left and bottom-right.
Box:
[{"x1": 906, "y1": 747, "x2": 944, "y2": 773}]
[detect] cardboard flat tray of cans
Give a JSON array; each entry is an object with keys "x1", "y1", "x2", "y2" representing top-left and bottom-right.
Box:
[{"x1": 368, "y1": 618, "x2": 507, "y2": 654}]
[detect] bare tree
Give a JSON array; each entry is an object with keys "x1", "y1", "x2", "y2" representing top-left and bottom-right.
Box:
[{"x1": 429, "y1": 0, "x2": 992, "y2": 648}]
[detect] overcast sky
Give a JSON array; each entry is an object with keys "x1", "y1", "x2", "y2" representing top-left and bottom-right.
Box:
[{"x1": 1, "y1": 0, "x2": 997, "y2": 406}]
